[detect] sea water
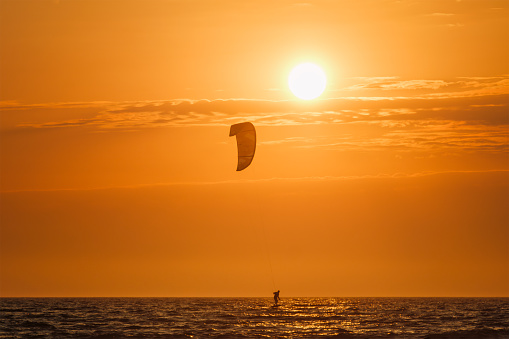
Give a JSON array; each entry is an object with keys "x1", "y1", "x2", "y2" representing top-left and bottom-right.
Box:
[{"x1": 1, "y1": 297, "x2": 508, "y2": 338}]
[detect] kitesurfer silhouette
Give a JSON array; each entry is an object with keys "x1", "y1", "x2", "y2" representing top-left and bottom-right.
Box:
[{"x1": 273, "y1": 290, "x2": 280, "y2": 305}]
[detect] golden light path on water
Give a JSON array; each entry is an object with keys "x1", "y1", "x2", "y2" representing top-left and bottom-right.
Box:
[{"x1": 2, "y1": 297, "x2": 508, "y2": 337}]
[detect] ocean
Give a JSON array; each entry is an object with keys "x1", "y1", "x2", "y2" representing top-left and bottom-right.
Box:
[{"x1": 1, "y1": 297, "x2": 508, "y2": 338}]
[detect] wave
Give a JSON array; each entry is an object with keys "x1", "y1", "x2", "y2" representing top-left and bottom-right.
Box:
[
  {"x1": 20, "y1": 320, "x2": 56, "y2": 329},
  {"x1": 423, "y1": 328, "x2": 509, "y2": 339},
  {"x1": 1, "y1": 298, "x2": 508, "y2": 339}
]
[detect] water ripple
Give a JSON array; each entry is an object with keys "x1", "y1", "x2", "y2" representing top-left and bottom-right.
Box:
[{"x1": 1, "y1": 297, "x2": 508, "y2": 338}]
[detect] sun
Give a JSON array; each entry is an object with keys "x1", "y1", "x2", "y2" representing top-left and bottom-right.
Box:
[{"x1": 288, "y1": 63, "x2": 327, "y2": 100}]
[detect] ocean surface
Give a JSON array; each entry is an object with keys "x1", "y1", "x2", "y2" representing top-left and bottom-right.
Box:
[{"x1": 1, "y1": 297, "x2": 508, "y2": 338}]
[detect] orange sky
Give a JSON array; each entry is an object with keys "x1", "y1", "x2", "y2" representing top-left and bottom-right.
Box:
[{"x1": 1, "y1": 0, "x2": 508, "y2": 297}]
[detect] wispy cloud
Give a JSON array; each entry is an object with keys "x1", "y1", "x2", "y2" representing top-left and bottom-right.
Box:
[
  {"x1": 7, "y1": 94, "x2": 508, "y2": 130},
  {"x1": 345, "y1": 78, "x2": 452, "y2": 91},
  {"x1": 342, "y1": 77, "x2": 509, "y2": 93},
  {"x1": 428, "y1": 12, "x2": 455, "y2": 17},
  {"x1": 3, "y1": 169, "x2": 507, "y2": 194},
  {"x1": 295, "y1": 119, "x2": 508, "y2": 154},
  {"x1": 378, "y1": 80, "x2": 450, "y2": 90},
  {"x1": 2, "y1": 76, "x2": 507, "y2": 157},
  {"x1": 3, "y1": 77, "x2": 506, "y2": 126}
]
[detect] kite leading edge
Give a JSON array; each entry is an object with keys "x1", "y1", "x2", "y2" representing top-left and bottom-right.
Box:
[{"x1": 229, "y1": 122, "x2": 256, "y2": 171}]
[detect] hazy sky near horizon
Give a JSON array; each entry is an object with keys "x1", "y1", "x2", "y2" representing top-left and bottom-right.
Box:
[{"x1": 1, "y1": 0, "x2": 508, "y2": 297}]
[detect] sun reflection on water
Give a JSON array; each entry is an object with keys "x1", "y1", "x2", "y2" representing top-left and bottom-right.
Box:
[{"x1": 2, "y1": 297, "x2": 508, "y2": 338}]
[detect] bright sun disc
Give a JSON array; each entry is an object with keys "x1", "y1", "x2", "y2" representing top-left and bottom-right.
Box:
[{"x1": 288, "y1": 63, "x2": 327, "y2": 100}]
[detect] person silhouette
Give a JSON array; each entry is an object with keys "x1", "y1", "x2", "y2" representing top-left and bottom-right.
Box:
[{"x1": 273, "y1": 290, "x2": 280, "y2": 305}]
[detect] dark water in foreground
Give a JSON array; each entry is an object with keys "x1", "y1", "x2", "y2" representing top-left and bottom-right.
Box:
[{"x1": 1, "y1": 298, "x2": 508, "y2": 338}]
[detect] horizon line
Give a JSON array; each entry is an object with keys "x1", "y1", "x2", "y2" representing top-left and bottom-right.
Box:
[{"x1": 2, "y1": 296, "x2": 508, "y2": 298}]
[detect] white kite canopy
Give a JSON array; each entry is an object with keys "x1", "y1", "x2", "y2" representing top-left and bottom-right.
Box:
[{"x1": 229, "y1": 122, "x2": 256, "y2": 171}]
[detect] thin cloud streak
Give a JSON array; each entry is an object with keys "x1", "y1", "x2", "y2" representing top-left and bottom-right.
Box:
[{"x1": 2, "y1": 169, "x2": 507, "y2": 194}]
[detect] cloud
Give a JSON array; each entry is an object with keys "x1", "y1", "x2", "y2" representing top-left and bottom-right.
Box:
[
  {"x1": 344, "y1": 77, "x2": 450, "y2": 90},
  {"x1": 7, "y1": 93, "x2": 507, "y2": 131},
  {"x1": 3, "y1": 76, "x2": 507, "y2": 157},
  {"x1": 3, "y1": 76, "x2": 506, "y2": 124},
  {"x1": 446, "y1": 23, "x2": 464, "y2": 28},
  {"x1": 3, "y1": 169, "x2": 507, "y2": 194},
  {"x1": 259, "y1": 136, "x2": 314, "y2": 146},
  {"x1": 379, "y1": 80, "x2": 450, "y2": 90},
  {"x1": 296, "y1": 121, "x2": 508, "y2": 154},
  {"x1": 428, "y1": 12, "x2": 455, "y2": 17},
  {"x1": 343, "y1": 76, "x2": 509, "y2": 96},
  {"x1": 0, "y1": 101, "x2": 110, "y2": 111}
]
